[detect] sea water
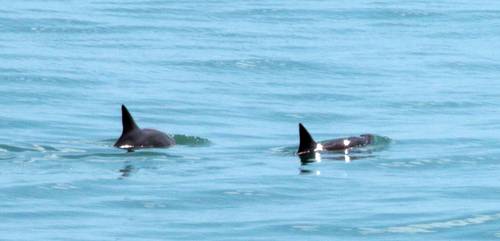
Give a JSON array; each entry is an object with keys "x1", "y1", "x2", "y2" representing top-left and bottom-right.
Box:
[{"x1": 1, "y1": 1, "x2": 500, "y2": 240}]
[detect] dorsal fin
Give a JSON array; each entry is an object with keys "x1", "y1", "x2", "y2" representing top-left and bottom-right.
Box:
[
  {"x1": 298, "y1": 123, "x2": 317, "y2": 154},
  {"x1": 121, "y1": 104, "x2": 139, "y2": 134}
]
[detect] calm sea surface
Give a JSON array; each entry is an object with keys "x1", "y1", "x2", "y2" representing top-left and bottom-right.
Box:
[{"x1": 2, "y1": 1, "x2": 500, "y2": 240}]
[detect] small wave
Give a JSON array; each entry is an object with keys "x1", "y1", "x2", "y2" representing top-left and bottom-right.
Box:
[
  {"x1": 359, "y1": 213, "x2": 500, "y2": 234},
  {"x1": 0, "y1": 144, "x2": 58, "y2": 153},
  {"x1": 0, "y1": 144, "x2": 32, "y2": 152},
  {"x1": 162, "y1": 58, "x2": 328, "y2": 74},
  {"x1": 378, "y1": 158, "x2": 454, "y2": 168},
  {"x1": 271, "y1": 145, "x2": 297, "y2": 155},
  {"x1": 60, "y1": 151, "x2": 179, "y2": 160}
]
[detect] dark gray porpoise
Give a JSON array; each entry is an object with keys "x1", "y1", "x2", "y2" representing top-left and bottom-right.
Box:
[
  {"x1": 114, "y1": 105, "x2": 175, "y2": 150},
  {"x1": 297, "y1": 123, "x2": 373, "y2": 156}
]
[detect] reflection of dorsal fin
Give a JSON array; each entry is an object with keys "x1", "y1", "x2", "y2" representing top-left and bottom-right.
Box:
[
  {"x1": 298, "y1": 123, "x2": 317, "y2": 154},
  {"x1": 121, "y1": 105, "x2": 139, "y2": 134}
]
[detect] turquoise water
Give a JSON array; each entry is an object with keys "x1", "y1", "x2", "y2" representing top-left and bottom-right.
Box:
[{"x1": 2, "y1": 1, "x2": 500, "y2": 240}]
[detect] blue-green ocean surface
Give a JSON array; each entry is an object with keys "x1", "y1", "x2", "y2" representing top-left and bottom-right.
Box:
[{"x1": 2, "y1": 1, "x2": 500, "y2": 240}]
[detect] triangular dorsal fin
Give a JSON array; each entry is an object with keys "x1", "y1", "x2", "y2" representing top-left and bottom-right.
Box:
[
  {"x1": 297, "y1": 123, "x2": 317, "y2": 154},
  {"x1": 121, "y1": 104, "x2": 139, "y2": 134}
]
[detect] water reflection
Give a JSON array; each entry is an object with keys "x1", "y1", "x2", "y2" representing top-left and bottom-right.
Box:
[
  {"x1": 299, "y1": 148, "x2": 375, "y2": 163},
  {"x1": 119, "y1": 164, "x2": 135, "y2": 179},
  {"x1": 299, "y1": 168, "x2": 321, "y2": 176}
]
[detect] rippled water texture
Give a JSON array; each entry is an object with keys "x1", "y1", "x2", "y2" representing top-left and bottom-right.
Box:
[{"x1": 2, "y1": 1, "x2": 500, "y2": 240}]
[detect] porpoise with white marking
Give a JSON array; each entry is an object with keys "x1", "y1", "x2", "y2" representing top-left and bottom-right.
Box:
[
  {"x1": 114, "y1": 105, "x2": 175, "y2": 150},
  {"x1": 297, "y1": 123, "x2": 373, "y2": 157}
]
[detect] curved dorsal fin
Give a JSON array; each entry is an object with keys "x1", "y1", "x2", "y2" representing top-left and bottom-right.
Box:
[
  {"x1": 298, "y1": 123, "x2": 317, "y2": 154},
  {"x1": 121, "y1": 104, "x2": 139, "y2": 134}
]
